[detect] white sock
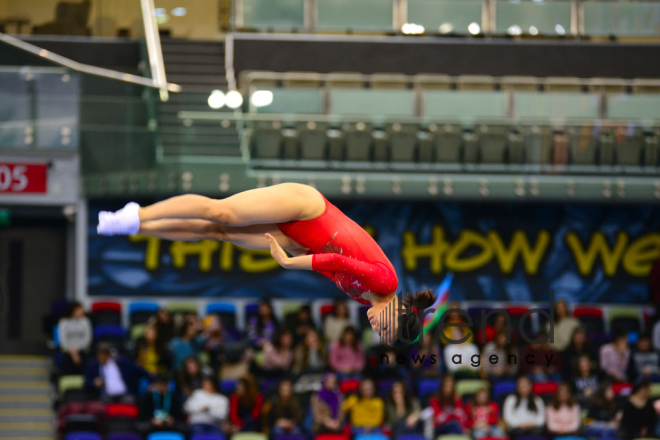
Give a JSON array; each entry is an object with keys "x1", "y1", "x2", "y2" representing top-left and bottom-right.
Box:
[{"x1": 97, "y1": 202, "x2": 141, "y2": 235}]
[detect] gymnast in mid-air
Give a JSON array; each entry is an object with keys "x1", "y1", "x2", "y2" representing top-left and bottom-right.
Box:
[{"x1": 97, "y1": 183, "x2": 435, "y2": 344}]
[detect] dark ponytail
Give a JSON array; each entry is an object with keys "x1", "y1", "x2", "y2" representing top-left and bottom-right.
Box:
[{"x1": 396, "y1": 289, "x2": 437, "y2": 345}]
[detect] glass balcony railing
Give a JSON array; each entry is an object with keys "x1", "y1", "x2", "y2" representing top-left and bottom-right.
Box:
[{"x1": 233, "y1": 0, "x2": 660, "y2": 38}]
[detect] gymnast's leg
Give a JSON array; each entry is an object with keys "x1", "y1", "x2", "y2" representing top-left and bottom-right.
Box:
[
  {"x1": 97, "y1": 183, "x2": 325, "y2": 235},
  {"x1": 137, "y1": 219, "x2": 305, "y2": 253}
]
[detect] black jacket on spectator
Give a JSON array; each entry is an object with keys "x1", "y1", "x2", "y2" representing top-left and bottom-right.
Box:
[
  {"x1": 84, "y1": 356, "x2": 149, "y2": 399},
  {"x1": 620, "y1": 399, "x2": 657, "y2": 439}
]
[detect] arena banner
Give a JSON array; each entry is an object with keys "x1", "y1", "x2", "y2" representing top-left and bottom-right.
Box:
[{"x1": 88, "y1": 201, "x2": 660, "y2": 303}]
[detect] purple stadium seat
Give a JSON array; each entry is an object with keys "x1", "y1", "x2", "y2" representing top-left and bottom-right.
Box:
[
  {"x1": 107, "y1": 434, "x2": 142, "y2": 440},
  {"x1": 272, "y1": 434, "x2": 307, "y2": 440},
  {"x1": 417, "y1": 378, "x2": 441, "y2": 398},
  {"x1": 396, "y1": 435, "x2": 426, "y2": 440},
  {"x1": 65, "y1": 432, "x2": 102, "y2": 440},
  {"x1": 191, "y1": 434, "x2": 227, "y2": 440}
]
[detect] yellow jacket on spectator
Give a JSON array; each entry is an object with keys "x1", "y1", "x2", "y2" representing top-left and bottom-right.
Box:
[{"x1": 342, "y1": 394, "x2": 385, "y2": 428}]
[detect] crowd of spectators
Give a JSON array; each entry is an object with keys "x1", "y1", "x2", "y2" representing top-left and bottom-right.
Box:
[{"x1": 54, "y1": 297, "x2": 660, "y2": 439}]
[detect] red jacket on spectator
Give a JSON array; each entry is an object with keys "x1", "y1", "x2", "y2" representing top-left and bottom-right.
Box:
[
  {"x1": 465, "y1": 401, "x2": 499, "y2": 428},
  {"x1": 429, "y1": 395, "x2": 468, "y2": 428},
  {"x1": 229, "y1": 393, "x2": 264, "y2": 428}
]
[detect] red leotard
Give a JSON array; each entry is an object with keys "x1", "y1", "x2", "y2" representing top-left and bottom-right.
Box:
[{"x1": 277, "y1": 195, "x2": 398, "y2": 305}]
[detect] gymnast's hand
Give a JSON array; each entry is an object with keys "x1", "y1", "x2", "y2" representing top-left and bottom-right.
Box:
[{"x1": 266, "y1": 233, "x2": 313, "y2": 270}]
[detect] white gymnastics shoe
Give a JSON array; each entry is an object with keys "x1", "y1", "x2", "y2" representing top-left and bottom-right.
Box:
[{"x1": 97, "y1": 202, "x2": 141, "y2": 236}]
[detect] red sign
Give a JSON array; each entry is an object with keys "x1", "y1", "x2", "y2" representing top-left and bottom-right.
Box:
[{"x1": 0, "y1": 163, "x2": 48, "y2": 194}]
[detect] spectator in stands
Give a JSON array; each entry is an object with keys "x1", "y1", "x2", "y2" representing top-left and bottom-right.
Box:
[
  {"x1": 502, "y1": 375, "x2": 545, "y2": 439},
  {"x1": 248, "y1": 299, "x2": 279, "y2": 348},
  {"x1": 621, "y1": 380, "x2": 658, "y2": 439},
  {"x1": 599, "y1": 329, "x2": 631, "y2": 381},
  {"x1": 572, "y1": 354, "x2": 599, "y2": 404},
  {"x1": 293, "y1": 328, "x2": 327, "y2": 374},
  {"x1": 228, "y1": 375, "x2": 264, "y2": 433},
  {"x1": 480, "y1": 329, "x2": 518, "y2": 382},
  {"x1": 288, "y1": 304, "x2": 318, "y2": 345},
  {"x1": 545, "y1": 383, "x2": 581, "y2": 438},
  {"x1": 84, "y1": 344, "x2": 148, "y2": 402},
  {"x1": 341, "y1": 378, "x2": 385, "y2": 434},
  {"x1": 519, "y1": 330, "x2": 562, "y2": 382},
  {"x1": 429, "y1": 375, "x2": 468, "y2": 435},
  {"x1": 329, "y1": 326, "x2": 365, "y2": 378},
  {"x1": 444, "y1": 327, "x2": 480, "y2": 379},
  {"x1": 627, "y1": 333, "x2": 660, "y2": 383},
  {"x1": 410, "y1": 332, "x2": 442, "y2": 377},
  {"x1": 374, "y1": 347, "x2": 408, "y2": 381},
  {"x1": 184, "y1": 375, "x2": 228, "y2": 435},
  {"x1": 440, "y1": 302, "x2": 474, "y2": 345},
  {"x1": 169, "y1": 320, "x2": 204, "y2": 371},
  {"x1": 311, "y1": 372, "x2": 343, "y2": 434},
  {"x1": 546, "y1": 298, "x2": 580, "y2": 352},
  {"x1": 324, "y1": 299, "x2": 351, "y2": 342},
  {"x1": 134, "y1": 324, "x2": 169, "y2": 375},
  {"x1": 176, "y1": 356, "x2": 208, "y2": 400},
  {"x1": 386, "y1": 380, "x2": 422, "y2": 436},
  {"x1": 264, "y1": 379, "x2": 304, "y2": 435},
  {"x1": 465, "y1": 387, "x2": 505, "y2": 439},
  {"x1": 201, "y1": 314, "x2": 225, "y2": 374},
  {"x1": 151, "y1": 308, "x2": 175, "y2": 348},
  {"x1": 262, "y1": 328, "x2": 294, "y2": 375},
  {"x1": 562, "y1": 326, "x2": 596, "y2": 378},
  {"x1": 584, "y1": 383, "x2": 621, "y2": 438},
  {"x1": 58, "y1": 301, "x2": 92, "y2": 375},
  {"x1": 479, "y1": 313, "x2": 508, "y2": 345},
  {"x1": 138, "y1": 374, "x2": 185, "y2": 434}
]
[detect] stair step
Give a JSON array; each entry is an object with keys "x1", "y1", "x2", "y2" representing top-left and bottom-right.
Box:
[
  {"x1": 0, "y1": 381, "x2": 49, "y2": 389},
  {"x1": 0, "y1": 422, "x2": 53, "y2": 430},
  {"x1": 0, "y1": 433, "x2": 54, "y2": 439},
  {"x1": 0, "y1": 414, "x2": 53, "y2": 422},
  {"x1": 0, "y1": 401, "x2": 51, "y2": 409},
  {"x1": 166, "y1": 64, "x2": 224, "y2": 75},
  {"x1": 163, "y1": 53, "x2": 224, "y2": 65},
  {"x1": 0, "y1": 367, "x2": 49, "y2": 376},
  {"x1": 167, "y1": 73, "x2": 226, "y2": 84},
  {"x1": 162, "y1": 40, "x2": 224, "y2": 54},
  {"x1": 0, "y1": 395, "x2": 50, "y2": 403}
]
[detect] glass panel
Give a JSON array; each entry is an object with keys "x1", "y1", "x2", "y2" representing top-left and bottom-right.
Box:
[
  {"x1": 330, "y1": 89, "x2": 415, "y2": 116},
  {"x1": 495, "y1": 0, "x2": 572, "y2": 36},
  {"x1": 514, "y1": 92, "x2": 600, "y2": 119},
  {"x1": 607, "y1": 94, "x2": 660, "y2": 121},
  {"x1": 407, "y1": 0, "x2": 483, "y2": 35},
  {"x1": 583, "y1": 1, "x2": 660, "y2": 37},
  {"x1": 317, "y1": 0, "x2": 394, "y2": 32},
  {"x1": 241, "y1": 0, "x2": 305, "y2": 30},
  {"x1": 0, "y1": 70, "x2": 31, "y2": 149},
  {"x1": 423, "y1": 91, "x2": 507, "y2": 121},
  {"x1": 255, "y1": 89, "x2": 324, "y2": 114},
  {"x1": 34, "y1": 71, "x2": 79, "y2": 149}
]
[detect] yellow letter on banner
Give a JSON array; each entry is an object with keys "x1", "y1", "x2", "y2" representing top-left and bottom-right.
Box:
[
  {"x1": 488, "y1": 230, "x2": 551, "y2": 275},
  {"x1": 170, "y1": 240, "x2": 220, "y2": 272},
  {"x1": 565, "y1": 231, "x2": 628, "y2": 276},
  {"x1": 401, "y1": 226, "x2": 448, "y2": 273},
  {"x1": 239, "y1": 249, "x2": 281, "y2": 273},
  {"x1": 623, "y1": 233, "x2": 660, "y2": 277},
  {"x1": 130, "y1": 235, "x2": 162, "y2": 270},
  {"x1": 445, "y1": 230, "x2": 493, "y2": 272}
]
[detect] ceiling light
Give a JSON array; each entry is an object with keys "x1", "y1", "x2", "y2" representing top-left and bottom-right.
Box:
[
  {"x1": 555, "y1": 24, "x2": 566, "y2": 35},
  {"x1": 208, "y1": 90, "x2": 226, "y2": 109},
  {"x1": 225, "y1": 91, "x2": 243, "y2": 109},
  {"x1": 251, "y1": 90, "x2": 274, "y2": 108},
  {"x1": 529, "y1": 26, "x2": 539, "y2": 35},
  {"x1": 507, "y1": 25, "x2": 523, "y2": 36},
  {"x1": 468, "y1": 22, "x2": 481, "y2": 35},
  {"x1": 171, "y1": 7, "x2": 187, "y2": 16},
  {"x1": 401, "y1": 23, "x2": 425, "y2": 35},
  {"x1": 438, "y1": 23, "x2": 454, "y2": 34}
]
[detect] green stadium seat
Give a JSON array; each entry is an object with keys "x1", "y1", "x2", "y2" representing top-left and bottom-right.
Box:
[
  {"x1": 407, "y1": 0, "x2": 483, "y2": 35},
  {"x1": 130, "y1": 324, "x2": 146, "y2": 341},
  {"x1": 508, "y1": 129, "x2": 525, "y2": 164},
  {"x1": 433, "y1": 124, "x2": 462, "y2": 163},
  {"x1": 414, "y1": 73, "x2": 453, "y2": 90},
  {"x1": 327, "y1": 126, "x2": 345, "y2": 161},
  {"x1": 166, "y1": 302, "x2": 199, "y2": 315},
  {"x1": 463, "y1": 130, "x2": 479, "y2": 164},
  {"x1": 282, "y1": 126, "x2": 299, "y2": 160},
  {"x1": 387, "y1": 123, "x2": 418, "y2": 162},
  {"x1": 457, "y1": 75, "x2": 496, "y2": 91},
  {"x1": 502, "y1": 75, "x2": 540, "y2": 91},
  {"x1": 317, "y1": 0, "x2": 394, "y2": 32},
  {"x1": 568, "y1": 125, "x2": 598, "y2": 165},
  {"x1": 607, "y1": 94, "x2": 660, "y2": 122},
  {"x1": 436, "y1": 436, "x2": 471, "y2": 440},
  {"x1": 632, "y1": 78, "x2": 660, "y2": 94},
  {"x1": 587, "y1": 77, "x2": 628, "y2": 94},
  {"x1": 608, "y1": 307, "x2": 642, "y2": 333},
  {"x1": 477, "y1": 124, "x2": 508, "y2": 164},
  {"x1": 251, "y1": 121, "x2": 282, "y2": 159},
  {"x1": 298, "y1": 121, "x2": 328, "y2": 161},
  {"x1": 282, "y1": 71, "x2": 323, "y2": 88},
  {"x1": 232, "y1": 432, "x2": 268, "y2": 440},
  {"x1": 417, "y1": 129, "x2": 434, "y2": 162},
  {"x1": 514, "y1": 92, "x2": 599, "y2": 120},
  {"x1": 495, "y1": 0, "x2": 572, "y2": 36},
  {"x1": 524, "y1": 125, "x2": 553, "y2": 165},
  {"x1": 423, "y1": 91, "x2": 507, "y2": 122},
  {"x1": 455, "y1": 379, "x2": 490, "y2": 398},
  {"x1": 370, "y1": 73, "x2": 409, "y2": 89},
  {"x1": 330, "y1": 89, "x2": 415, "y2": 117},
  {"x1": 599, "y1": 129, "x2": 615, "y2": 166},
  {"x1": 614, "y1": 126, "x2": 644, "y2": 166},
  {"x1": 343, "y1": 122, "x2": 373, "y2": 162},
  {"x1": 644, "y1": 134, "x2": 659, "y2": 167},
  {"x1": 544, "y1": 77, "x2": 584, "y2": 92},
  {"x1": 255, "y1": 88, "x2": 323, "y2": 114},
  {"x1": 59, "y1": 375, "x2": 85, "y2": 395},
  {"x1": 372, "y1": 128, "x2": 389, "y2": 162},
  {"x1": 241, "y1": 0, "x2": 304, "y2": 30}
]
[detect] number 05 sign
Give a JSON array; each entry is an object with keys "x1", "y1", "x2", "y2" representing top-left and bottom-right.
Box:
[{"x1": 0, "y1": 163, "x2": 48, "y2": 194}]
